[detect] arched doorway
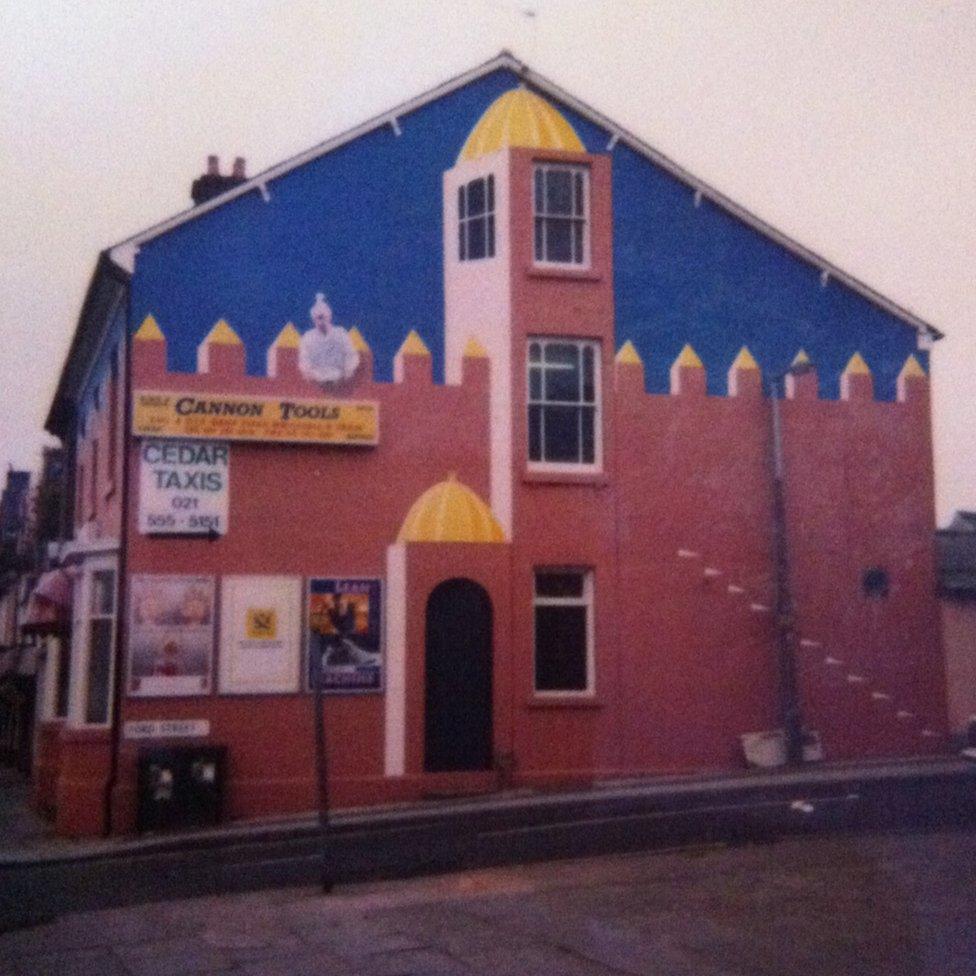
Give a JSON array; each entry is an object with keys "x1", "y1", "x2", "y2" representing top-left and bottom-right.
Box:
[{"x1": 424, "y1": 579, "x2": 493, "y2": 772}]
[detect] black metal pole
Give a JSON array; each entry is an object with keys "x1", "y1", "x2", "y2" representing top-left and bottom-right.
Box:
[
  {"x1": 769, "y1": 374, "x2": 804, "y2": 764},
  {"x1": 313, "y1": 640, "x2": 333, "y2": 892}
]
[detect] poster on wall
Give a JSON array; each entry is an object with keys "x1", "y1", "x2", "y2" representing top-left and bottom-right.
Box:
[
  {"x1": 128, "y1": 575, "x2": 214, "y2": 697},
  {"x1": 307, "y1": 578, "x2": 382, "y2": 693},
  {"x1": 219, "y1": 576, "x2": 302, "y2": 695}
]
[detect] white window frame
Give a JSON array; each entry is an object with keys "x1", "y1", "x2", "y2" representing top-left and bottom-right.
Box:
[
  {"x1": 67, "y1": 555, "x2": 118, "y2": 728},
  {"x1": 527, "y1": 337, "x2": 602, "y2": 472},
  {"x1": 533, "y1": 163, "x2": 590, "y2": 268},
  {"x1": 532, "y1": 568, "x2": 595, "y2": 697},
  {"x1": 458, "y1": 174, "x2": 496, "y2": 262}
]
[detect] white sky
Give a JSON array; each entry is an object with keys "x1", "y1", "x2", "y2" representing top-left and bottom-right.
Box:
[{"x1": 1, "y1": 0, "x2": 974, "y2": 523}]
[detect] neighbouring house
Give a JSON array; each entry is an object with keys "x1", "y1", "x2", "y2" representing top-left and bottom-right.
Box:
[
  {"x1": 937, "y1": 512, "x2": 976, "y2": 741},
  {"x1": 0, "y1": 451, "x2": 70, "y2": 779},
  {"x1": 35, "y1": 52, "x2": 948, "y2": 837},
  {"x1": 0, "y1": 469, "x2": 35, "y2": 773}
]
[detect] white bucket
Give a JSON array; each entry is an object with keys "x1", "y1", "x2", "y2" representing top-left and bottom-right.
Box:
[
  {"x1": 740, "y1": 730, "x2": 787, "y2": 768},
  {"x1": 802, "y1": 730, "x2": 824, "y2": 762}
]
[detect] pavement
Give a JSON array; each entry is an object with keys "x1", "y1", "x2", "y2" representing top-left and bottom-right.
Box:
[
  {"x1": 0, "y1": 767, "x2": 58, "y2": 856},
  {"x1": 2, "y1": 827, "x2": 975, "y2": 975},
  {"x1": 3, "y1": 756, "x2": 972, "y2": 864},
  {"x1": 4, "y1": 755, "x2": 976, "y2": 935}
]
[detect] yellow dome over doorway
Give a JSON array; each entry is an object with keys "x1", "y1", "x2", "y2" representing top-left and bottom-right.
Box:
[
  {"x1": 458, "y1": 88, "x2": 585, "y2": 162},
  {"x1": 397, "y1": 474, "x2": 505, "y2": 543}
]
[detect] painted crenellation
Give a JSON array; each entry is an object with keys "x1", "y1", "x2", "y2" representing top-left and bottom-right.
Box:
[{"x1": 136, "y1": 314, "x2": 929, "y2": 406}]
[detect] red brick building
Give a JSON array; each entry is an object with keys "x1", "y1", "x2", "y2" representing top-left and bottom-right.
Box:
[{"x1": 35, "y1": 55, "x2": 947, "y2": 836}]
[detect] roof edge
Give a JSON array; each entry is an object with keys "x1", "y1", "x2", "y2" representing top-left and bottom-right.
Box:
[
  {"x1": 107, "y1": 48, "x2": 941, "y2": 340},
  {"x1": 109, "y1": 51, "x2": 525, "y2": 272},
  {"x1": 45, "y1": 252, "x2": 130, "y2": 439}
]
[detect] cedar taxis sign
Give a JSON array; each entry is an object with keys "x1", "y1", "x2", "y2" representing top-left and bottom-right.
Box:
[{"x1": 139, "y1": 440, "x2": 230, "y2": 536}]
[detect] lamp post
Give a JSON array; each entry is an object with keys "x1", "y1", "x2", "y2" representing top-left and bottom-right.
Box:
[
  {"x1": 313, "y1": 638, "x2": 334, "y2": 893},
  {"x1": 768, "y1": 360, "x2": 812, "y2": 765}
]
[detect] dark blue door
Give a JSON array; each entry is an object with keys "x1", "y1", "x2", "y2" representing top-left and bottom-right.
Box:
[{"x1": 424, "y1": 579, "x2": 493, "y2": 772}]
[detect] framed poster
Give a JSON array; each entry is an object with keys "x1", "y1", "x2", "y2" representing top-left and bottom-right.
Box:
[
  {"x1": 307, "y1": 578, "x2": 382, "y2": 693},
  {"x1": 128, "y1": 575, "x2": 214, "y2": 697},
  {"x1": 219, "y1": 576, "x2": 302, "y2": 694}
]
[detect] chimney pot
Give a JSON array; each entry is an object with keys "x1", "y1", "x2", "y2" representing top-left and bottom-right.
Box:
[
  {"x1": 232, "y1": 157, "x2": 246, "y2": 179},
  {"x1": 207, "y1": 155, "x2": 220, "y2": 176}
]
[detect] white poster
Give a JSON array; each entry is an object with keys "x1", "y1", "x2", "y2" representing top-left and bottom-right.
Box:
[
  {"x1": 128, "y1": 575, "x2": 214, "y2": 697},
  {"x1": 138, "y1": 439, "x2": 229, "y2": 536},
  {"x1": 219, "y1": 576, "x2": 302, "y2": 694}
]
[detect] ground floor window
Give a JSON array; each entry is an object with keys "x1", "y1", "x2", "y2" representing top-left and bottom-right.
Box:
[
  {"x1": 533, "y1": 569, "x2": 593, "y2": 694},
  {"x1": 69, "y1": 561, "x2": 117, "y2": 727},
  {"x1": 85, "y1": 569, "x2": 115, "y2": 724}
]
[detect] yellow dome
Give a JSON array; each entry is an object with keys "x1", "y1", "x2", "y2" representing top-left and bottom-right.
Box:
[
  {"x1": 458, "y1": 88, "x2": 584, "y2": 162},
  {"x1": 397, "y1": 473, "x2": 505, "y2": 543}
]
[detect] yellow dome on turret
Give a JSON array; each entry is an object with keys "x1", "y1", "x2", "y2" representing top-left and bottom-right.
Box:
[
  {"x1": 458, "y1": 88, "x2": 584, "y2": 162},
  {"x1": 397, "y1": 473, "x2": 505, "y2": 543}
]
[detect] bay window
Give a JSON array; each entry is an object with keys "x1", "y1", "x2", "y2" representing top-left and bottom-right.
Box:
[{"x1": 458, "y1": 174, "x2": 495, "y2": 261}]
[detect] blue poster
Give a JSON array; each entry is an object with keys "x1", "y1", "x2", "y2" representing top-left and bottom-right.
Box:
[{"x1": 307, "y1": 577, "x2": 382, "y2": 693}]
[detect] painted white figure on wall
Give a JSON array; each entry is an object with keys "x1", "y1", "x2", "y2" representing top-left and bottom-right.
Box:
[{"x1": 298, "y1": 292, "x2": 360, "y2": 384}]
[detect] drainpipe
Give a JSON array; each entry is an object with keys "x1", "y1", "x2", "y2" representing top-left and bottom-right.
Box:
[
  {"x1": 768, "y1": 364, "x2": 810, "y2": 765},
  {"x1": 104, "y1": 294, "x2": 133, "y2": 835}
]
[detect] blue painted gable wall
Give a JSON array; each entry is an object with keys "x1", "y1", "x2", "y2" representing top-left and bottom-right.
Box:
[{"x1": 129, "y1": 67, "x2": 922, "y2": 402}]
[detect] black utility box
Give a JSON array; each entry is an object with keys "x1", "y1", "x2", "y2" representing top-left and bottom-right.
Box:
[{"x1": 136, "y1": 745, "x2": 227, "y2": 833}]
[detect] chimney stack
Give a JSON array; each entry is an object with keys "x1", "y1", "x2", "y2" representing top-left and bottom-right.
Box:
[{"x1": 190, "y1": 154, "x2": 249, "y2": 207}]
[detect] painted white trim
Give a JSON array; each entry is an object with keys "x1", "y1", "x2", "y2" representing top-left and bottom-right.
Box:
[
  {"x1": 103, "y1": 50, "x2": 938, "y2": 338},
  {"x1": 383, "y1": 544, "x2": 407, "y2": 777},
  {"x1": 57, "y1": 536, "x2": 120, "y2": 562},
  {"x1": 38, "y1": 636, "x2": 59, "y2": 723}
]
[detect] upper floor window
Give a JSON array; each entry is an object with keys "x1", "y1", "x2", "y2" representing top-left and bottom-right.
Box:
[
  {"x1": 75, "y1": 461, "x2": 85, "y2": 527},
  {"x1": 107, "y1": 347, "x2": 119, "y2": 490},
  {"x1": 458, "y1": 175, "x2": 495, "y2": 261},
  {"x1": 89, "y1": 439, "x2": 99, "y2": 519},
  {"x1": 528, "y1": 339, "x2": 600, "y2": 468},
  {"x1": 534, "y1": 164, "x2": 588, "y2": 265}
]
